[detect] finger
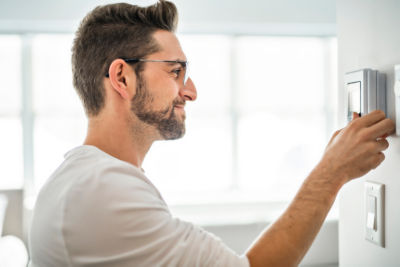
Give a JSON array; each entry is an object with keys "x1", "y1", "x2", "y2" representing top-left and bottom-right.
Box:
[
  {"x1": 331, "y1": 129, "x2": 342, "y2": 140},
  {"x1": 375, "y1": 138, "x2": 389, "y2": 152},
  {"x1": 352, "y1": 112, "x2": 360, "y2": 120},
  {"x1": 367, "y1": 118, "x2": 395, "y2": 140},
  {"x1": 358, "y1": 110, "x2": 386, "y2": 127},
  {"x1": 326, "y1": 128, "x2": 343, "y2": 148},
  {"x1": 371, "y1": 152, "x2": 385, "y2": 170}
]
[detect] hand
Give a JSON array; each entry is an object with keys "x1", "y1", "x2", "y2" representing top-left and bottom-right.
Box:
[{"x1": 320, "y1": 110, "x2": 395, "y2": 184}]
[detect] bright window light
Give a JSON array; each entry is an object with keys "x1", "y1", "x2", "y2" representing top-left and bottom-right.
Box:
[
  {"x1": 32, "y1": 34, "x2": 87, "y2": 191},
  {"x1": 0, "y1": 33, "x2": 337, "y2": 208},
  {"x1": 0, "y1": 36, "x2": 21, "y2": 114},
  {"x1": 235, "y1": 36, "x2": 332, "y2": 202},
  {"x1": 0, "y1": 35, "x2": 23, "y2": 189},
  {"x1": 177, "y1": 34, "x2": 232, "y2": 113},
  {"x1": 32, "y1": 34, "x2": 82, "y2": 114},
  {"x1": 33, "y1": 116, "x2": 87, "y2": 191},
  {"x1": 0, "y1": 118, "x2": 23, "y2": 189},
  {"x1": 236, "y1": 37, "x2": 326, "y2": 111},
  {"x1": 144, "y1": 35, "x2": 234, "y2": 204}
]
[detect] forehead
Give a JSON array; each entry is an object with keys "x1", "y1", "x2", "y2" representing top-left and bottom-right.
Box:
[{"x1": 150, "y1": 30, "x2": 187, "y2": 61}]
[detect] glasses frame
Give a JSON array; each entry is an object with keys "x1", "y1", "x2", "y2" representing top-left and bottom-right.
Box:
[{"x1": 105, "y1": 58, "x2": 189, "y2": 86}]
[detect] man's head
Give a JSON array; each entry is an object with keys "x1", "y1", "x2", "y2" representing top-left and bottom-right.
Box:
[{"x1": 72, "y1": 1, "x2": 196, "y2": 140}]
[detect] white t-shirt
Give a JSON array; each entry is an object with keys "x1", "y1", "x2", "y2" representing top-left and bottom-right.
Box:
[{"x1": 29, "y1": 145, "x2": 250, "y2": 267}]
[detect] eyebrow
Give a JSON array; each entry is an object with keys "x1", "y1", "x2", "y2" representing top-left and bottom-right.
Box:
[
  {"x1": 166, "y1": 60, "x2": 187, "y2": 68},
  {"x1": 166, "y1": 61, "x2": 181, "y2": 66}
]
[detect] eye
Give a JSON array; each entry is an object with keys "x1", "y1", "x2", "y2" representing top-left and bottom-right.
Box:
[{"x1": 171, "y1": 68, "x2": 181, "y2": 78}]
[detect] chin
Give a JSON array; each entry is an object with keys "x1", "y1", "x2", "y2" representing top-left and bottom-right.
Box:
[
  {"x1": 160, "y1": 124, "x2": 186, "y2": 140},
  {"x1": 164, "y1": 128, "x2": 186, "y2": 140},
  {"x1": 157, "y1": 110, "x2": 186, "y2": 140}
]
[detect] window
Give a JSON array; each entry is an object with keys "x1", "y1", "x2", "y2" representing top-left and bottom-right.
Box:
[
  {"x1": 0, "y1": 35, "x2": 23, "y2": 189},
  {"x1": 32, "y1": 34, "x2": 87, "y2": 191},
  {"x1": 235, "y1": 36, "x2": 335, "y2": 202},
  {"x1": 144, "y1": 35, "x2": 337, "y2": 205},
  {"x1": 144, "y1": 35, "x2": 234, "y2": 204},
  {"x1": 1, "y1": 33, "x2": 337, "y2": 213}
]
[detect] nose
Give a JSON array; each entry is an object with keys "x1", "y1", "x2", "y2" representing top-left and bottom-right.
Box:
[{"x1": 180, "y1": 78, "x2": 197, "y2": 101}]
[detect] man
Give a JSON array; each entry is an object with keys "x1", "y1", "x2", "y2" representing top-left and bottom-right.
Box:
[{"x1": 29, "y1": 1, "x2": 395, "y2": 266}]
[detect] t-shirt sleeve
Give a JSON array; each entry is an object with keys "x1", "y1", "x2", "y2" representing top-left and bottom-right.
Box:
[{"x1": 62, "y1": 168, "x2": 250, "y2": 267}]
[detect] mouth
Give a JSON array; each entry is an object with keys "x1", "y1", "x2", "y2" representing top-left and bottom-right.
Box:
[
  {"x1": 174, "y1": 104, "x2": 185, "y2": 110},
  {"x1": 173, "y1": 105, "x2": 186, "y2": 120}
]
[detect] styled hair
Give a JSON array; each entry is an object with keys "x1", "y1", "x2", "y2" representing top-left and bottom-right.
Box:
[{"x1": 71, "y1": 1, "x2": 178, "y2": 116}]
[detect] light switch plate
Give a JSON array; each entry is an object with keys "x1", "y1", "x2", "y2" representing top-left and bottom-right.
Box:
[{"x1": 365, "y1": 181, "x2": 385, "y2": 247}]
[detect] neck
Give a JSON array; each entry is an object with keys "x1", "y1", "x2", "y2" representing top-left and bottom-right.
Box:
[{"x1": 83, "y1": 113, "x2": 155, "y2": 169}]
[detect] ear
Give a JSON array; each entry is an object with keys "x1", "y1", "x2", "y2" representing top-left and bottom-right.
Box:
[{"x1": 107, "y1": 59, "x2": 134, "y2": 100}]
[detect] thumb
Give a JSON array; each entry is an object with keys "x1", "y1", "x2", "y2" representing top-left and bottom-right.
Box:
[
  {"x1": 352, "y1": 112, "x2": 360, "y2": 120},
  {"x1": 327, "y1": 128, "x2": 343, "y2": 148}
]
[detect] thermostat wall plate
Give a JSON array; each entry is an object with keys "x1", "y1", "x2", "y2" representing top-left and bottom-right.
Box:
[{"x1": 345, "y1": 69, "x2": 386, "y2": 123}]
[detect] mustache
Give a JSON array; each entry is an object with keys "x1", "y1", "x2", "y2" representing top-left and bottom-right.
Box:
[
  {"x1": 172, "y1": 98, "x2": 185, "y2": 107},
  {"x1": 158, "y1": 98, "x2": 186, "y2": 116}
]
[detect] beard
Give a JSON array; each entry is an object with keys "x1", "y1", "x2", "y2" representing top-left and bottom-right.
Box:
[{"x1": 130, "y1": 74, "x2": 186, "y2": 140}]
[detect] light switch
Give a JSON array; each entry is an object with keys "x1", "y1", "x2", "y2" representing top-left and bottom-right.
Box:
[
  {"x1": 366, "y1": 195, "x2": 376, "y2": 231},
  {"x1": 368, "y1": 195, "x2": 376, "y2": 213},
  {"x1": 364, "y1": 181, "x2": 385, "y2": 247},
  {"x1": 367, "y1": 212, "x2": 375, "y2": 230}
]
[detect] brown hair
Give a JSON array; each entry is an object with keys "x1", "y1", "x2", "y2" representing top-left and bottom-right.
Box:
[{"x1": 71, "y1": 0, "x2": 178, "y2": 116}]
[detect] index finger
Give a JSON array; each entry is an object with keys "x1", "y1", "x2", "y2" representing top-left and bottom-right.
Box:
[
  {"x1": 368, "y1": 118, "x2": 395, "y2": 140},
  {"x1": 358, "y1": 110, "x2": 386, "y2": 127}
]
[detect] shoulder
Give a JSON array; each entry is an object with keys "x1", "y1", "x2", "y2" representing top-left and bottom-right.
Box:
[
  {"x1": 36, "y1": 145, "x2": 166, "y2": 218},
  {"x1": 59, "y1": 146, "x2": 170, "y2": 242},
  {"x1": 53, "y1": 145, "x2": 157, "y2": 196},
  {"x1": 62, "y1": 146, "x2": 164, "y2": 208}
]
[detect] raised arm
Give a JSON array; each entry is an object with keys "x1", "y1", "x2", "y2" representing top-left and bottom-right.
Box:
[{"x1": 246, "y1": 110, "x2": 395, "y2": 267}]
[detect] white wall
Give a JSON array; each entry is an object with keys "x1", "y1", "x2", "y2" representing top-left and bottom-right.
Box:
[{"x1": 337, "y1": 0, "x2": 400, "y2": 266}]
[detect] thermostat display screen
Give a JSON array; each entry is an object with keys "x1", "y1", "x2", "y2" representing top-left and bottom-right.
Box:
[{"x1": 348, "y1": 82, "x2": 361, "y2": 118}]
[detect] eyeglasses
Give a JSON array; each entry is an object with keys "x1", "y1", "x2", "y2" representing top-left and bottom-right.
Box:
[{"x1": 106, "y1": 58, "x2": 189, "y2": 86}]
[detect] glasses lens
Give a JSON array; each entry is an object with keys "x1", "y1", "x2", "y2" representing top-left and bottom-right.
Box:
[{"x1": 183, "y1": 62, "x2": 189, "y2": 86}]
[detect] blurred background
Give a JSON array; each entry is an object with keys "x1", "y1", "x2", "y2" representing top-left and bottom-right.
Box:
[{"x1": 0, "y1": 0, "x2": 339, "y2": 266}]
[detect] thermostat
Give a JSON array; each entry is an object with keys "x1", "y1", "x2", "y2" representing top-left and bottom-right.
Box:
[{"x1": 345, "y1": 69, "x2": 386, "y2": 122}]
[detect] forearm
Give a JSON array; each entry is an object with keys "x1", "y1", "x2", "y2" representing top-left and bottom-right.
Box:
[{"x1": 246, "y1": 163, "x2": 346, "y2": 267}]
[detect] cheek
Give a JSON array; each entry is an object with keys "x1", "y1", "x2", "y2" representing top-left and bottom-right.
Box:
[
  {"x1": 150, "y1": 82, "x2": 180, "y2": 105},
  {"x1": 143, "y1": 70, "x2": 180, "y2": 105}
]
